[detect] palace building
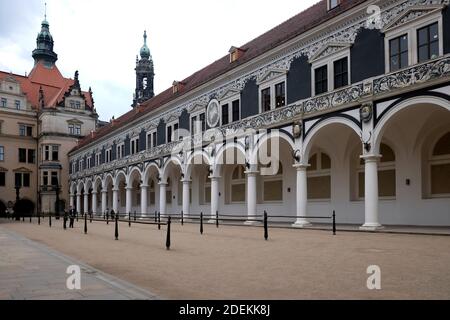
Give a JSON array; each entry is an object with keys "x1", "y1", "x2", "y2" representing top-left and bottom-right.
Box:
[
  {"x1": 69, "y1": 0, "x2": 450, "y2": 229},
  {"x1": 0, "y1": 15, "x2": 98, "y2": 216}
]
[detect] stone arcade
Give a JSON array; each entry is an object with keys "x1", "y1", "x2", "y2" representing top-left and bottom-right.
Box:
[{"x1": 68, "y1": 0, "x2": 450, "y2": 229}]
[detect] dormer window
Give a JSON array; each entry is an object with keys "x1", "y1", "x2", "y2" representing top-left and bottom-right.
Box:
[
  {"x1": 328, "y1": 0, "x2": 340, "y2": 10},
  {"x1": 172, "y1": 81, "x2": 185, "y2": 94},
  {"x1": 229, "y1": 46, "x2": 246, "y2": 63}
]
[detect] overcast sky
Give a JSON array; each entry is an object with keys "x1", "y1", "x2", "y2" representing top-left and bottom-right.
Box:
[{"x1": 0, "y1": 0, "x2": 318, "y2": 121}]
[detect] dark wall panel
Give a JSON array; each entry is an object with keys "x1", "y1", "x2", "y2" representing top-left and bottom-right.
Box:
[
  {"x1": 241, "y1": 79, "x2": 259, "y2": 119},
  {"x1": 139, "y1": 129, "x2": 147, "y2": 151},
  {"x1": 444, "y1": 7, "x2": 450, "y2": 54},
  {"x1": 124, "y1": 135, "x2": 130, "y2": 156},
  {"x1": 179, "y1": 109, "x2": 190, "y2": 130},
  {"x1": 351, "y1": 28, "x2": 385, "y2": 83},
  {"x1": 100, "y1": 147, "x2": 105, "y2": 164},
  {"x1": 287, "y1": 55, "x2": 311, "y2": 103},
  {"x1": 111, "y1": 142, "x2": 117, "y2": 160},
  {"x1": 157, "y1": 119, "x2": 166, "y2": 145}
]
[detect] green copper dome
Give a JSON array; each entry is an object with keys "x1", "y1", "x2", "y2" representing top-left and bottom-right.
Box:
[{"x1": 140, "y1": 30, "x2": 151, "y2": 60}]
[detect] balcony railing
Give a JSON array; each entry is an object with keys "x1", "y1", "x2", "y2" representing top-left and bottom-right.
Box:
[{"x1": 70, "y1": 55, "x2": 450, "y2": 180}]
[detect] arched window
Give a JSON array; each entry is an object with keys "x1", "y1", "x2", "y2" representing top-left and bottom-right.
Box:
[
  {"x1": 430, "y1": 132, "x2": 450, "y2": 196},
  {"x1": 166, "y1": 178, "x2": 172, "y2": 204},
  {"x1": 307, "y1": 152, "x2": 331, "y2": 200},
  {"x1": 231, "y1": 165, "x2": 246, "y2": 202},
  {"x1": 357, "y1": 143, "x2": 396, "y2": 198},
  {"x1": 261, "y1": 162, "x2": 283, "y2": 202},
  {"x1": 149, "y1": 180, "x2": 156, "y2": 205}
]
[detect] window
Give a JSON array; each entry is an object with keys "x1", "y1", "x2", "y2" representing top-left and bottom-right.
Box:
[
  {"x1": 389, "y1": 34, "x2": 408, "y2": 71},
  {"x1": 15, "y1": 100, "x2": 21, "y2": 110},
  {"x1": 221, "y1": 104, "x2": 229, "y2": 125},
  {"x1": 43, "y1": 145, "x2": 58, "y2": 161},
  {"x1": 27, "y1": 149, "x2": 35, "y2": 164},
  {"x1": 261, "y1": 88, "x2": 271, "y2": 112},
  {"x1": 333, "y1": 57, "x2": 348, "y2": 89},
  {"x1": 79, "y1": 159, "x2": 84, "y2": 170},
  {"x1": 152, "y1": 132, "x2": 157, "y2": 148},
  {"x1": 430, "y1": 132, "x2": 450, "y2": 196},
  {"x1": 262, "y1": 162, "x2": 283, "y2": 202},
  {"x1": 167, "y1": 122, "x2": 179, "y2": 143},
  {"x1": 87, "y1": 156, "x2": 92, "y2": 169},
  {"x1": 147, "y1": 131, "x2": 157, "y2": 149},
  {"x1": 0, "y1": 172, "x2": 5, "y2": 186},
  {"x1": 19, "y1": 148, "x2": 27, "y2": 163},
  {"x1": 106, "y1": 149, "x2": 112, "y2": 163},
  {"x1": 51, "y1": 171, "x2": 58, "y2": 186},
  {"x1": 315, "y1": 65, "x2": 328, "y2": 95},
  {"x1": 1, "y1": 98, "x2": 6, "y2": 107},
  {"x1": 69, "y1": 124, "x2": 81, "y2": 135},
  {"x1": 221, "y1": 99, "x2": 240, "y2": 126},
  {"x1": 15, "y1": 172, "x2": 30, "y2": 187},
  {"x1": 231, "y1": 165, "x2": 246, "y2": 203},
  {"x1": 328, "y1": 0, "x2": 340, "y2": 10},
  {"x1": 52, "y1": 146, "x2": 59, "y2": 161},
  {"x1": 75, "y1": 101, "x2": 81, "y2": 109},
  {"x1": 307, "y1": 152, "x2": 331, "y2": 200},
  {"x1": 95, "y1": 153, "x2": 101, "y2": 166},
  {"x1": 191, "y1": 113, "x2": 206, "y2": 135},
  {"x1": 72, "y1": 162, "x2": 76, "y2": 173},
  {"x1": 68, "y1": 124, "x2": 74, "y2": 135},
  {"x1": 418, "y1": 22, "x2": 439, "y2": 63},
  {"x1": 117, "y1": 144, "x2": 125, "y2": 159},
  {"x1": 131, "y1": 138, "x2": 139, "y2": 155},
  {"x1": 43, "y1": 171, "x2": 49, "y2": 186},
  {"x1": 274, "y1": 82, "x2": 286, "y2": 108},
  {"x1": 19, "y1": 124, "x2": 32, "y2": 137},
  {"x1": 0, "y1": 146, "x2": 4, "y2": 161}
]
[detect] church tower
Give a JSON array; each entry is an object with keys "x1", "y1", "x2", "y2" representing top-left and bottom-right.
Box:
[
  {"x1": 133, "y1": 30, "x2": 154, "y2": 107},
  {"x1": 32, "y1": 6, "x2": 58, "y2": 67}
]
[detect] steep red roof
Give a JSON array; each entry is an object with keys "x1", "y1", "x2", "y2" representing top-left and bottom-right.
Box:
[
  {"x1": 0, "y1": 61, "x2": 93, "y2": 110},
  {"x1": 72, "y1": 0, "x2": 367, "y2": 153}
]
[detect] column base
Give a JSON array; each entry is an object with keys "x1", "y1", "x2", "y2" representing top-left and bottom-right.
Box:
[
  {"x1": 359, "y1": 223, "x2": 384, "y2": 231},
  {"x1": 291, "y1": 219, "x2": 312, "y2": 228},
  {"x1": 244, "y1": 220, "x2": 261, "y2": 226},
  {"x1": 207, "y1": 219, "x2": 218, "y2": 224}
]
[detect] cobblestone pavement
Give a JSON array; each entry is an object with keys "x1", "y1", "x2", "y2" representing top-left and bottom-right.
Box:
[{"x1": 0, "y1": 226, "x2": 159, "y2": 300}]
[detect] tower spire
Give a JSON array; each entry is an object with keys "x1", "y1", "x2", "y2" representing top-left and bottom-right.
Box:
[
  {"x1": 133, "y1": 30, "x2": 154, "y2": 108},
  {"x1": 44, "y1": 2, "x2": 47, "y2": 21},
  {"x1": 32, "y1": 2, "x2": 57, "y2": 66}
]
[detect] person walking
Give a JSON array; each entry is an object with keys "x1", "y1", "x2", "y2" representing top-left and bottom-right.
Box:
[{"x1": 69, "y1": 206, "x2": 75, "y2": 228}]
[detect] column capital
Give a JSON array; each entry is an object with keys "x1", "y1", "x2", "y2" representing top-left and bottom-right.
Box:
[
  {"x1": 125, "y1": 186, "x2": 134, "y2": 191},
  {"x1": 140, "y1": 184, "x2": 149, "y2": 189},
  {"x1": 360, "y1": 154, "x2": 382, "y2": 163},
  {"x1": 208, "y1": 175, "x2": 221, "y2": 181},
  {"x1": 158, "y1": 182, "x2": 168, "y2": 186},
  {"x1": 112, "y1": 188, "x2": 119, "y2": 192},
  {"x1": 181, "y1": 179, "x2": 192, "y2": 184},
  {"x1": 244, "y1": 171, "x2": 258, "y2": 176},
  {"x1": 92, "y1": 191, "x2": 98, "y2": 195},
  {"x1": 101, "y1": 189, "x2": 108, "y2": 194},
  {"x1": 293, "y1": 163, "x2": 310, "y2": 170}
]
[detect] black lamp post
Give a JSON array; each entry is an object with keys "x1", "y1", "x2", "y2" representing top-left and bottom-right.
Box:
[
  {"x1": 54, "y1": 178, "x2": 61, "y2": 220},
  {"x1": 14, "y1": 184, "x2": 21, "y2": 221}
]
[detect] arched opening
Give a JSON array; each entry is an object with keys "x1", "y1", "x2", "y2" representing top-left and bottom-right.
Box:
[
  {"x1": 115, "y1": 172, "x2": 127, "y2": 213},
  {"x1": 128, "y1": 169, "x2": 142, "y2": 213},
  {"x1": 307, "y1": 151, "x2": 331, "y2": 200},
  {"x1": 14, "y1": 199, "x2": 35, "y2": 217},
  {"x1": 429, "y1": 132, "x2": 450, "y2": 197},
  {"x1": 230, "y1": 165, "x2": 246, "y2": 203},
  {"x1": 261, "y1": 162, "x2": 283, "y2": 202}
]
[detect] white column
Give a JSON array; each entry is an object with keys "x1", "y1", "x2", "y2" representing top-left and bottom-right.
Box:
[
  {"x1": 140, "y1": 184, "x2": 148, "y2": 216},
  {"x1": 210, "y1": 176, "x2": 220, "y2": 220},
  {"x1": 69, "y1": 194, "x2": 75, "y2": 209},
  {"x1": 360, "y1": 155, "x2": 383, "y2": 230},
  {"x1": 182, "y1": 180, "x2": 191, "y2": 217},
  {"x1": 92, "y1": 191, "x2": 98, "y2": 215},
  {"x1": 125, "y1": 187, "x2": 133, "y2": 215},
  {"x1": 245, "y1": 171, "x2": 258, "y2": 225},
  {"x1": 83, "y1": 193, "x2": 89, "y2": 215},
  {"x1": 101, "y1": 190, "x2": 107, "y2": 215},
  {"x1": 112, "y1": 188, "x2": 119, "y2": 213},
  {"x1": 76, "y1": 194, "x2": 81, "y2": 215},
  {"x1": 292, "y1": 164, "x2": 311, "y2": 227},
  {"x1": 159, "y1": 182, "x2": 167, "y2": 217}
]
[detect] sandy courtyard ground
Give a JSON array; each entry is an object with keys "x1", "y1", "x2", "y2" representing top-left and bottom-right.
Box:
[{"x1": 1, "y1": 219, "x2": 449, "y2": 299}]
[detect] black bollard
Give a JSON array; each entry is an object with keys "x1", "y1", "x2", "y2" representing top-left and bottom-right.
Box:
[
  {"x1": 181, "y1": 210, "x2": 184, "y2": 226},
  {"x1": 49, "y1": 214, "x2": 52, "y2": 228},
  {"x1": 76, "y1": 212, "x2": 78, "y2": 222},
  {"x1": 115, "y1": 215, "x2": 119, "y2": 240},
  {"x1": 22, "y1": 215, "x2": 24, "y2": 222},
  {"x1": 216, "y1": 211, "x2": 219, "y2": 228},
  {"x1": 128, "y1": 212, "x2": 131, "y2": 227},
  {"x1": 264, "y1": 211, "x2": 268, "y2": 241},
  {"x1": 134, "y1": 211, "x2": 136, "y2": 222},
  {"x1": 90, "y1": 213, "x2": 92, "y2": 223},
  {"x1": 30, "y1": 215, "x2": 32, "y2": 223},
  {"x1": 158, "y1": 212, "x2": 161, "y2": 230},
  {"x1": 166, "y1": 216, "x2": 171, "y2": 250},
  {"x1": 332, "y1": 210, "x2": 336, "y2": 236},
  {"x1": 106, "y1": 212, "x2": 109, "y2": 225},
  {"x1": 200, "y1": 212, "x2": 203, "y2": 235},
  {"x1": 84, "y1": 213, "x2": 87, "y2": 234},
  {"x1": 38, "y1": 213, "x2": 40, "y2": 225},
  {"x1": 154, "y1": 211, "x2": 157, "y2": 223},
  {"x1": 63, "y1": 215, "x2": 67, "y2": 230}
]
